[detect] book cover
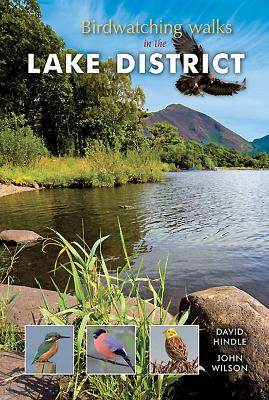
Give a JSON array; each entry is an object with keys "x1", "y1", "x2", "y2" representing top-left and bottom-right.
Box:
[{"x1": 0, "y1": 1, "x2": 268, "y2": 399}]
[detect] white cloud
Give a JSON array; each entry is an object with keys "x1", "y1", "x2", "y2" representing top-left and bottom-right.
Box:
[{"x1": 40, "y1": 0, "x2": 269, "y2": 140}]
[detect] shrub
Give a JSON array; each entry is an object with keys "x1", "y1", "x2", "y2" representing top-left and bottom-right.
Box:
[{"x1": 0, "y1": 114, "x2": 48, "y2": 166}]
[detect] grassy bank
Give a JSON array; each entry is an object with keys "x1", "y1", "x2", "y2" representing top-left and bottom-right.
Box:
[{"x1": 0, "y1": 150, "x2": 168, "y2": 188}]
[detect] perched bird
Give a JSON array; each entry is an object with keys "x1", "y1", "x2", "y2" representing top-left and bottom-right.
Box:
[
  {"x1": 172, "y1": 28, "x2": 246, "y2": 96},
  {"x1": 92, "y1": 328, "x2": 135, "y2": 373},
  {"x1": 31, "y1": 331, "x2": 70, "y2": 364},
  {"x1": 164, "y1": 328, "x2": 188, "y2": 362}
]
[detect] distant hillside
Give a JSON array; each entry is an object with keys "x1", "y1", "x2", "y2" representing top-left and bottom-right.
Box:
[
  {"x1": 144, "y1": 104, "x2": 253, "y2": 153},
  {"x1": 252, "y1": 135, "x2": 269, "y2": 154}
]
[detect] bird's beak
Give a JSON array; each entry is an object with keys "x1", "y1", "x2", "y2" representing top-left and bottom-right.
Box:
[{"x1": 58, "y1": 335, "x2": 70, "y2": 339}]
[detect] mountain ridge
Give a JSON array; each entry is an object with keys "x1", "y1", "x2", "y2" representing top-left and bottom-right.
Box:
[
  {"x1": 252, "y1": 135, "x2": 269, "y2": 154},
  {"x1": 144, "y1": 104, "x2": 267, "y2": 153}
]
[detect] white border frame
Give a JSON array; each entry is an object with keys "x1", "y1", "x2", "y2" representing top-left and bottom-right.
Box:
[
  {"x1": 86, "y1": 324, "x2": 137, "y2": 375},
  {"x1": 24, "y1": 324, "x2": 75, "y2": 375},
  {"x1": 149, "y1": 324, "x2": 200, "y2": 376}
]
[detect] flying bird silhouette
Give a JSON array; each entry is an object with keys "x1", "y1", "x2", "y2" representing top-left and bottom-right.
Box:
[
  {"x1": 93, "y1": 328, "x2": 135, "y2": 372},
  {"x1": 172, "y1": 28, "x2": 246, "y2": 96}
]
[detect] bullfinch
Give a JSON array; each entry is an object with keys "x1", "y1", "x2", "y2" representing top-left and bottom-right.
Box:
[{"x1": 92, "y1": 328, "x2": 135, "y2": 373}]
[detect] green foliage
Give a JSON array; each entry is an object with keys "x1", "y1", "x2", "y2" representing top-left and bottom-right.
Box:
[
  {"x1": 0, "y1": 247, "x2": 24, "y2": 352},
  {"x1": 118, "y1": 122, "x2": 150, "y2": 153},
  {"x1": 254, "y1": 152, "x2": 269, "y2": 168},
  {"x1": 0, "y1": 287, "x2": 19, "y2": 351},
  {"x1": 84, "y1": 141, "x2": 164, "y2": 185},
  {"x1": 0, "y1": 0, "x2": 63, "y2": 113},
  {"x1": 0, "y1": 149, "x2": 165, "y2": 187},
  {"x1": 1, "y1": 2, "x2": 268, "y2": 168},
  {"x1": 148, "y1": 122, "x2": 179, "y2": 139},
  {"x1": 38, "y1": 227, "x2": 180, "y2": 399},
  {"x1": 0, "y1": 2, "x2": 146, "y2": 155},
  {"x1": 148, "y1": 122, "x2": 269, "y2": 169},
  {"x1": 204, "y1": 143, "x2": 269, "y2": 169},
  {"x1": 77, "y1": 58, "x2": 145, "y2": 152},
  {"x1": 0, "y1": 114, "x2": 48, "y2": 166}
]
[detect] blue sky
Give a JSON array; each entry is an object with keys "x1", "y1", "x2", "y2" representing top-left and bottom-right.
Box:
[{"x1": 39, "y1": 0, "x2": 269, "y2": 141}]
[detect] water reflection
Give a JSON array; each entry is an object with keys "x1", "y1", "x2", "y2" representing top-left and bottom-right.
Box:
[{"x1": 1, "y1": 170, "x2": 269, "y2": 311}]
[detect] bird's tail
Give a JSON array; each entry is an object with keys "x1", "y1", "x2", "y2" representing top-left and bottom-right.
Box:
[
  {"x1": 31, "y1": 357, "x2": 37, "y2": 365},
  {"x1": 122, "y1": 355, "x2": 135, "y2": 373},
  {"x1": 241, "y1": 78, "x2": 246, "y2": 90}
]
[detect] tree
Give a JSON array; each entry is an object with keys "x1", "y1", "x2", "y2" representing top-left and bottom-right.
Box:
[
  {"x1": 0, "y1": 3, "x2": 146, "y2": 155},
  {"x1": 118, "y1": 122, "x2": 149, "y2": 153},
  {"x1": 0, "y1": 0, "x2": 64, "y2": 116},
  {"x1": 148, "y1": 122, "x2": 179, "y2": 140},
  {"x1": 76, "y1": 59, "x2": 145, "y2": 150},
  {"x1": 255, "y1": 152, "x2": 269, "y2": 168},
  {"x1": 0, "y1": 0, "x2": 76, "y2": 155}
]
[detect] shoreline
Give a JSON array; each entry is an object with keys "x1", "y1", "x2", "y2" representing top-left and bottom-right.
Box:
[
  {"x1": 0, "y1": 167, "x2": 267, "y2": 198},
  {"x1": 0, "y1": 183, "x2": 39, "y2": 198},
  {"x1": 215, "y1": 167, "x2": 269, "y2": 170}
]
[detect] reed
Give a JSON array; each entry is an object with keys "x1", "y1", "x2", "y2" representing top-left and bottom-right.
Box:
[
  {"x1": 37, "y1": 224, "x2": 189, "y2": 399},
  {"x1": 0, "y1": 246, "x2": 24, "y2": 351}
]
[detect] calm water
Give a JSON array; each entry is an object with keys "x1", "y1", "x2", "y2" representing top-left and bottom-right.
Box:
[{"x1": 1, "y1": 171, "x2": 269, "y2": 311}]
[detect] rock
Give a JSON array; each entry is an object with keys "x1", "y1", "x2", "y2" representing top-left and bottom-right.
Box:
[
  {"x1": 0, "y1": 230, "x2": 42, "y2": 245},
  {"x1": 0, "y1": 284, "x2": 76, "y2": 333},
  {"x1": 0, "y1": 184, "x2": 38, "y2": 198},
  {"x1": 0, "y1": 351, "x2": 59, "y2": 399},
  {"x1": 0, "y1": 284, "x2": 174, "y2": 332},
  {"x1": 179, "y1": 286, "x2": 269, "y2": 400}
]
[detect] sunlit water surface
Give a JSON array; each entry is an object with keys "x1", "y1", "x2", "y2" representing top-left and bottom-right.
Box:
[{"x1": 1, "y1": 171, "x2": 268, "y2": 312}]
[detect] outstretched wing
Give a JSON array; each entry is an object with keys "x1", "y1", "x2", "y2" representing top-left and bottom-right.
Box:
[
  {"x1": 172, "y1": 28, "x2": 204, "y2": 75},
  {"x1": 176, "y1": 75, "x2": 201, "y2": 95},
  {"x1": 204, "y1": 78, "x2": 246, "y2": 96}
]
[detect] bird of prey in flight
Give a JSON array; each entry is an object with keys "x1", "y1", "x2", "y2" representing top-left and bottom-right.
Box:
[{"x1": 172, "y1": 28, "x2": 246, "y2": 96}]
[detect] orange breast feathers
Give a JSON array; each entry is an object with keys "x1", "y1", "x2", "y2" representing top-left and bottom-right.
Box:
[
  {"x1": 94, "y1": 333, "x2": 116, "y2": 360},
  {"x1": 36, "y1": 341, "x2": 58, "y2": 362}
]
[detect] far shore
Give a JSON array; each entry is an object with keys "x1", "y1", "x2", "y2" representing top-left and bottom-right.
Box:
[
  {"x1": 1, "y1": 166, "x2": 268, "y2": 199},
  {"x1": 215, "y1": 167, "x2": 268, "y2": 170},
  {"x1": 0, "y1": 183, "x2": 38, "y2": 198}
]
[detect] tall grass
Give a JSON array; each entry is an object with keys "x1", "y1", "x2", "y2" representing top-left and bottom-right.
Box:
[
  {"x1": 0, "y1": 246, "x2": 24, "y2": 351},
  {"x1": 0, "y1": 147, "x2": 167, "y2": 188},
  {"x1": 38, "y1": 225, "x2": 189, "y2": 399}
]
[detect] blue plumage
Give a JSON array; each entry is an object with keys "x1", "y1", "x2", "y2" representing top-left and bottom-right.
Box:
[
  {"x1": 103, "y1": 334, "x2": 125, "y2": 354},
  {"x1": 92, "y1": 328, "x2": 135, "y2": 372}
]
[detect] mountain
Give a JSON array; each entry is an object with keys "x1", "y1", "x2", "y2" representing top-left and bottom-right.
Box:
[
  {"x1": 144, "y1": 104, "x2": 253, "y2": 153},
  {"x1": 252, "y1": 135, "x2": 269, "y2": 154}
]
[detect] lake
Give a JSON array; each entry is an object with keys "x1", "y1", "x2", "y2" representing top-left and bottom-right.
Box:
[{"x1": 1, "y1": 170, "x2": 269, "y2": 312}]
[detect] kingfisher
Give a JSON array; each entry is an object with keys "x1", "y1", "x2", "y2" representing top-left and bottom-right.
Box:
[
  {"x1": 92, "y1": 328, "x2": 135, "y2": 372},
  {"x1": 31, "y1": 331, "x2": 70, "y2": 364}
]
